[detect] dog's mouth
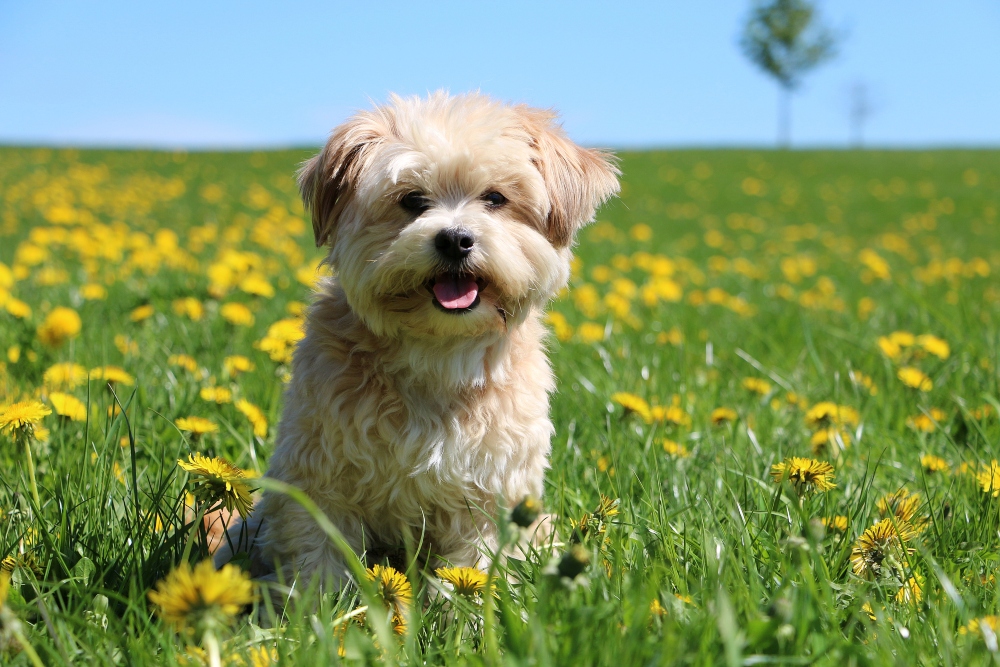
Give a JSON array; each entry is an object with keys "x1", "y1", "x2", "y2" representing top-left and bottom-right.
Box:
[{"x1": 428, "y1": 273, "x2": 486, "y2": 314}]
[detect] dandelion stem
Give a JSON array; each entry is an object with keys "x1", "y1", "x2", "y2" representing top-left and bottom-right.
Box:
[
  {"x1": 203, "y1": 628, "x2": 222, "y2": 667},
  {"x1": 21, "y1": 433, "x2": 41, "y2": 510}
]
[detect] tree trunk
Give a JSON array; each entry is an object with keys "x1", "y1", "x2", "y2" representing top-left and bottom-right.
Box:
[{"x1": 778, "y1": 86, "x2": 792, "y2": 149}]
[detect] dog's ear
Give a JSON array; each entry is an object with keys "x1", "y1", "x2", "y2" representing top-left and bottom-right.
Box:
[
  {"x1": 518, "y1": 108, "x2": 620, "y2": 247},
  {"x1": 298, "y1": 117, "x2": 383, "y2": 247}
]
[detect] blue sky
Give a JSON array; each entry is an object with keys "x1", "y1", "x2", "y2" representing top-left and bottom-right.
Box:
[{"x1": 2, "y1": 1, "x2": 998, "y2": 148}]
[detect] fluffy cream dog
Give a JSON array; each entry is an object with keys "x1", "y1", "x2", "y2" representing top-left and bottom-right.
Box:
[{"x1": 215, "y1": 92, "x2": 618, "y2": 588}]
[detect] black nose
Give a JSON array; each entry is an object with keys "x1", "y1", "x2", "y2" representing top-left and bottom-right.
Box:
[{"x1": 434, "y1": 227, "x2": 475, "y2": 261}]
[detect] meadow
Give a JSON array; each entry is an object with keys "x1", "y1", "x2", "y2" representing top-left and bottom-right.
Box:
[{"x1": 1, "y1": 144, "x2": 999, "y2": 665}]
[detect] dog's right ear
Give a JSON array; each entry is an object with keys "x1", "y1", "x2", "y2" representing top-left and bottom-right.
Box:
[
  {"x1": 298, "y1": 118, "x2": 382, "y2": 247},
  {"x1": 515, "y1": 107, "x2": 620, "y2": 248}
]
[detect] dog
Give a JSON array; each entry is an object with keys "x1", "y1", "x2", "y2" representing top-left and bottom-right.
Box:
[{"x1": 214, "y1": 92, "x2": 619, "y2": 590}]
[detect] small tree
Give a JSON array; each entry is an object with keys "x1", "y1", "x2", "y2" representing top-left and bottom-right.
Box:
[
  {"x1": 740, "y1": 0, "x2": 837, "y2": 148},
  {"x1": 848, "y1": 80, "x2": 875, "y2": 148}
]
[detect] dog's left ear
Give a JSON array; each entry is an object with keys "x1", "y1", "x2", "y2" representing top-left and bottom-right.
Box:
[
  {"x1": 518, "y1": 108, "x2": 620, "y2": 247},
  {"x1": 298, "y1": 116, "x2": 383, "y2": 248}
]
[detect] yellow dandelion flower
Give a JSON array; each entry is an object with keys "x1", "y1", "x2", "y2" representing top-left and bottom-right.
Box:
[
  {"x1": 888, "y1": 331, "x2": 916, "y2": 347},
  {"x1": 895, "y1": 573, "x2": 924, "y2": 605},
  {"x1": 89, "y1": 365, "x2": 135, "y2": 386},
  {"x1": 594, "y1": 494, "x2": 620, "y2": 521},
  {"x1": 821, "y1": 515, "x2": 848, "y2": 532},
  {"x1": 255, "y1": 318, "x2": 304, "y2": 363},
  {"x1": 199, "y1": 386, "x2": 233, "y2": 404},
  {"x1": 366, "y1": 564, "x2": 412, "y2": 622},
  {"x1": 148, "y1": 560, "x2": 254, "y2": 629},
  {"x1": 175, "y1": 416, "x2": 219, "y2": 435},
  {"x1": 223, "y1": 355, "x2": 255, "y2": 376},
  {"x1": 650, "y1": 405, "x2": 691, "y2": 427},
  {"x1": 611, "y1": 392, "x2": 652, "y2": 423},
  {"x1": 770, "y1": 457, "x2": 836, "y2": 494},
  {"x1": 897, "y1": 366, "x2": 932, "y2": 391},
  {"x1": 591, "y1": 265, "x2": 612, "y2": 283},
  {"x1": 577, "y1": 321, "x2": 605, "y2": 343},
  {"x1": 1, "y1": 558, "x2": 13, "y2": 608},
  {"x1": 49, "y1": 392, "x2": 87, "y2": 421},
  {"x1": 907, "y1": 408, "x2": 947, "y2": 432},
  {"x1": 711, "y1": 407, "x2": 738, "y2": 425},
  {"x1": 631, "y1": 223, "x2": 653, "y2": 241},
  {"x1": 168, "y1": 354, "x2": 200, "y2": 374},
  {"x1": 877, "y1": 331, "x2": 917, "y2": 361},
  {"x1": 235, "y1": 399, "x2": 268, "y2": 438},
  {"x1": 220, "y1": 302, "x2": 255, "y2": 327},
  {"x1": 245, "y1": 645, "x2": 277, "y2": 667},
  {"x1": 0, "y1": 400, "x2": 51, "y2": 434},
  {"x1": 544, "y1": 311, "x2": 574, "y2": 342},
  {"x1": 971, "y1": 405, "x2": 995, "y2": 421},
  {"x1": 850, "y1": 519, "x2": 917, "y2": 579},
  {"x1": 130, "y1": 304, "x2": 155, "y2": 322},
  {"x1": 79, "y1": 283, "x2": 107, "y2": 300},
  {"x1": 977, "y1": 461, "x2": 1000, "y2": 497},
  {"x1": 920, "y1": 454, "x2": 949, "y2": 474},
  {"x1": 804, "y1": 402, "x2": 859, "y2": 430},
  {"x1": 114, "y1": 334, "x2": 139, "y2": 356},
  {"x1": 37, "y1": 306, "x2": 82, "y2": 348},
  {"x1": 741, "y1": 377, "x2": 772, "y2": 395},
  {"x1": 785, "y1": 392, "x2": 808, "y2": 409},
  {"x1": 436, "y1": 566, "x2": 490, "y2": 598},
  {"x1": 877, "y1": 336, "x2": 901, "y2": 359},
  {"x1": 810, "y1": 428, "x2": 852, "y2": 455},
  {"x1": 178, "y1": 453, "x2": 254, "y2": 519},
  {"x1": 661, "y1": 438, "x2": 690, "y2": 458},
  {"x1": 876, "y1": 489, "x2": 928, "y2": 533},
  {"x1": 916, "y1": 334, "x2": 949, "y2": 360},
  {"x1": 43, "y1": 362, "x2": 88, "y2": 389},
  {"x1": 4, "y1": 297, "x2": 32, "y2": 319},
  {"x1": 656, "y1": 327, "x2": 684, "y2": 346},
  {"x1": 172, "y1": 297, "x2": 204, "y2": 321},
  {"x1": 857, "y1": 297, "x2": 876, "y2": 320},
  {"x1": 848, "y1": 370, "x2": 878, "y2": 396},
  {"x1": 962, "y1": 616, "x2": 1000, "y2": 637},
  {"x1": 239, "y1": 273, "x2": 275, "y2": 298},
  {"x1": 649, "y1": 598, "x2": 666, "y2": 617}
]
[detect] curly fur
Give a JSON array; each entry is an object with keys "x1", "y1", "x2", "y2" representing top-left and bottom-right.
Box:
[{"x1": 214, "y1": 92, "x2": 619, "y2": 588}]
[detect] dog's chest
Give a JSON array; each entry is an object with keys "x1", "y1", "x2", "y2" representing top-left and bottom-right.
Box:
[
  {"x1": 326, "y1": 372, "x2": 548, "y2": 512},
  {"x1": 357, "y1": 384, "x2": 498, "y2": 486}
]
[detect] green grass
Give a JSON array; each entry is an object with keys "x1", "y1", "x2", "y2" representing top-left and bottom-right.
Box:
[{"x1": 1, "y1": 146, "x2": 999, "y2": 665}]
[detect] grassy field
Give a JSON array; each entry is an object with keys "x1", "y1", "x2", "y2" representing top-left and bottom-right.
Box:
[{"x1": 1, "y1": 145, "x2": 999, "y2": 665}]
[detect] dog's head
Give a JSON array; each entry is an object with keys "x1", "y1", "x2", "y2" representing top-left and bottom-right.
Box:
[{"x1": 299, "y1": 92, "x2": 619, "y2": 339}]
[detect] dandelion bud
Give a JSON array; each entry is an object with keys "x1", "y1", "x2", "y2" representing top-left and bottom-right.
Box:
[
  {"x1": 557, "y1": 545, "x2": 590, "y2": 579},
  {"x1": 511, "y1": 496, "x2": 542, "y2": 528}
]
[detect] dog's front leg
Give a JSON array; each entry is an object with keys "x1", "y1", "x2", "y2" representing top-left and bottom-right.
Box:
[{"x1": 251, "y1": 492, "x2": 367, "y2": 595}]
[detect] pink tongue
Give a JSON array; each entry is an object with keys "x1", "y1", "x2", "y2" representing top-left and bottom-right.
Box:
[{"x1": 433, "y1": 276, "x2": 479, "y2": 309}]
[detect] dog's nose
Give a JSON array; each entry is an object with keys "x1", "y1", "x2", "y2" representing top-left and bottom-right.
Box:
[{"x1": 434, "y1": 227, "x2": 475, "y2": 261}]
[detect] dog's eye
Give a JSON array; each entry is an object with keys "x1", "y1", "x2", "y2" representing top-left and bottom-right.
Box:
[
  {"x1": 400, "y1": 191, "x2": 429, "y2": 213},
  {"x1": 482, "y1": 191, "x2": 507, "y2": 208}
]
